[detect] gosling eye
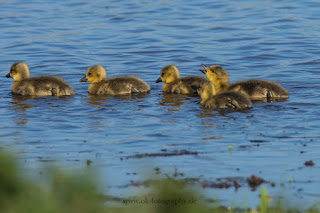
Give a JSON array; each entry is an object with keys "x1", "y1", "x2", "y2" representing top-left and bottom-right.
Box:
[
  {"x1": 88, "y1": 72, "x2": 93, "y2": 76},
  {"x1": 161, "y1": 72, "x2": 165, "y2": 77},
  {"x1": 211, "y1": 69, "x2": 215, "y2": 73}
]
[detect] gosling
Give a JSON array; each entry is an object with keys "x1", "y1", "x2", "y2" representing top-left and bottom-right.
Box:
[
  {"x1": 156, "y1": 65, "x2": 210, "y2": 95},
  {"x1": 79, "y1": 65, "x2": 150, "y2": 95},
  {"x1": 199, "y1": 64, "x2": 289, "y2": 100},
  {"x1": 6, "y1": 62, "x2": 75, "y2": 96},
  {"x1": 198, "y1": 81, "x2": 252, "y2": 109}
]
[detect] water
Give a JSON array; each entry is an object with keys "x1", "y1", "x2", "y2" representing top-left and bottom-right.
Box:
[{"x1": 1, "y1": 0, "x2": 320, "y2": 209}]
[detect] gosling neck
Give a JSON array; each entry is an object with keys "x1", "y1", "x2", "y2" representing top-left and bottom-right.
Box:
[{"x1": 215, "y1": 81, "x2": 229, "y2": 92}]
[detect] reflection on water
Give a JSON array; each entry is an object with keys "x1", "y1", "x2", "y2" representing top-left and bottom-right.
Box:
[
  {"x1": 16, "y1": 118, "x2": 28, "y2": 126},
  {"x1": 158, "y1": 93, "x2": 194, "y2": 107},
  {"x1": 1, "y1": 0, "x2": 320, "y2": 209},
  {"x1": 86, "y1": 95, "x2": 110, "y2": 106},
  {"x1": 10, "y1": 95, "x2": 75, "y2": 112},
  {"x1": 11, "y1": 99, "x2": 35, "y2": 112},
  {"x1": 86, "y1": 93, "x2": 150, "y2": 106}
]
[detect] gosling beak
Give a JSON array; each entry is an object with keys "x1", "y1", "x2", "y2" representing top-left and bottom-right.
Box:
[
  {"x1": 155, "y1": 77, "x2": 162, "y2": 83},
  {"x1": 79, "y1": 75, "x2": 88, "y2": 82},
  {"x1": 6, "y1": 73, "x2": 11, "y2": 78},
  {"x1": 199, "y1": 64, "x2": 210, "y2": 74}
]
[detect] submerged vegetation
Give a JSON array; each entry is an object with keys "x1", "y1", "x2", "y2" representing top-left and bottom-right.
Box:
[{"x1": 0, "y1": 150, "x2": 319, "y2": 213}]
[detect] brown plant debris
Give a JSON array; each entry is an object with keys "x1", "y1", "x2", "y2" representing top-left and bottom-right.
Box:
[
  {"x1": 126, "y1": 149, "x2": 200, "y2": 159},
  {"x1": 304, "y1": 160, "x2": 315, "y2": 166},
  {"x1": 247, "y1": 175, "x2": 264, "y2": 190}
]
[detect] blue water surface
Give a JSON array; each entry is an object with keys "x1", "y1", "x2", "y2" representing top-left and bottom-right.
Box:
[{"x1": 1, "y1": 0, "x2": 320, "y2": 209}]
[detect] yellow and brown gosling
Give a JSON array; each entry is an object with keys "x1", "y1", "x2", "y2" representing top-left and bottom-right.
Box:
[
  {"x1": 198, "y1": 80, "x2": 252, "y2": 109},
  {"x1": 199, "y1": 64, "x2": 289, "y2": 100},
  {"x1": 79, "y1": 65, "x2": 150, "y2": 95},
  {"x1": 6, "y1": 62, "x2": 75, "y2": 96},
  {"x1": 156, "y1": 65, "x2": 212, "y2": 95}
]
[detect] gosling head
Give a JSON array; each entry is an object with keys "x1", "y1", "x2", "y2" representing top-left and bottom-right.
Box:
[
  {"x1": 199, "y1": 64, "x2": 229, "y2": 87},
  {"x1": 197, "y1": 80, "x2": 216, "y2": 101},
  {"x1": 155, "y1": 65, "x2": 180, "y2": 84},
  {"x1": 6, "y1": 62, "x2": 30, "y2": 81},
  {"x1": 80, "y1": 65, "x2": 107, "y2": 83}
]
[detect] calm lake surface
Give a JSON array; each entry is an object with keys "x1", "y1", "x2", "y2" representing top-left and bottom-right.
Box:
[{"x1": 1, "y1": 0, "x2": 320, "y2": 209}]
